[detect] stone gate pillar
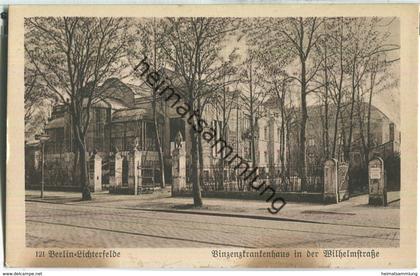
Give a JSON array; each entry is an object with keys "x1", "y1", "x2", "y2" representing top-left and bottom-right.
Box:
[
  {"x1": 172, "y1": 141, "x2": 186, "y2": 194},
  {"x1": 128, "y1": 149, "x2": 142, "y2": 195},
  {"x1": 324, "y1": 158, "x2": 338, "y2": 204},
  {"x1": 369, "y1": 157, "x2": 387, "y2": 206},
  {"x1": 112, "y1": 152, "x2": 123, "y2": 188},
  {"x1": 89, "y1": 154, "x2": 102, "y2": 192},
  {"x1": 337, "y1": 162, "x2": 350, "y2": 201},
  {"x1": 115, "y1": 152, "x2": 123, "y2": 187}
]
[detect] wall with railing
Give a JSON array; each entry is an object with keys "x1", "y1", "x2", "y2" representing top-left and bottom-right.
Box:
[{"x1": 181, "y1": 164, "x2": 324, "y2": 194}]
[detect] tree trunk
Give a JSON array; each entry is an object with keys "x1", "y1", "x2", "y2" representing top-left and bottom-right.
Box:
[
  {"x1": 322, "y1": 35, "x2": 330, "y2": 159},
  {"x1": 77, "y1": 139, "x2": 91, "y2": 201},
  {"x1": 248, "y1": 59, "x2": 257, "y2": 169},
  {"x1": 339, "y1": 111, "x2": 347, "y2": 161},
  {"x1": 332, "y1": 101, "x2": 341, "y2": 159},
  {"x1": 219, "y1": 127, "x2": 227, "y2": 191},
  {"x1": 197, "y1": 133, "x2": 205, "y2": 190},
  {"x1": 365, "y1": 70, "x2": 376, "y2": 169},
  {"x1": 286, "y1": 119, "x2": 291, "y2": 179},
  {"x1": 197, "y1": 98, "x2": 205, "y2": 191},
  {"x1": 152, "y1": 100, "x2": 166, "y2": 188},
  {"x1": 347, "y1": 97, "x2": 356, "y2": 161},
  {"x1": 279, "y1": 108, "x2": 286, "y2": 176},
  {"x1": 219, "y1": 92, "x2": 227, "y2": 191},
  {"x1": 218, "y1": 160, "x2": 224, "y2": 190},
  {"x1": 332, "y1": 20, "x2": 344, "y2": 160},
  {"x1": 251, "y1": 117, "x2": 256, "y2": 169},
  {"x1": 299, "y1": 60, "x2": 308, "y2": 191},
  {"x1": 190, "y1": 124, "x2": 203, "y2": 207},
  {"x1": 72, "y1": 149, "x2": 79, "y2": 186},
  {"x1": 151, "y1": 24, "x2": 166, "y2": 189},
  {"x1": 356, "y1": 89, "x2": 368, "y2": 168},
  {"x1": 346, "y1": 58, "x2": 357, "y2": 162},
  {"x1": 73, "y1": 109, "x2": 91, "y2": 200},
  {"x1": 323, "y1": 78, "x2": 329, "y2": 158}
]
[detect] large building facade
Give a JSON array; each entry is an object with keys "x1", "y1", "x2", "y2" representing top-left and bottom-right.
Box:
[
  {"x1": 25, "y1": 77, "x2": 284, "y2": 192},
  {"x1": 25, "y1": 76, "x2": 400, "y2": 193},
  {"x1": 286, "y1": 102, "x2": 401, "y2": 192}
]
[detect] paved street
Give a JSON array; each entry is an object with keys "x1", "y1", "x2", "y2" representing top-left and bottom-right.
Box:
[{"x1": 26, "y1": 191, "x2": 400, "y2": 248}]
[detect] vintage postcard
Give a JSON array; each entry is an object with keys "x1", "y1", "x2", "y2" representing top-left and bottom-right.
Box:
[{"x1": 5, "y1": 4, "x2": 418, "y2": 268}]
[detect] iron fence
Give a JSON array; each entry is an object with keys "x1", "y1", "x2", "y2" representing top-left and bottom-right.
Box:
[{"x1": 183, "y1": 164, "x2": 324, "y2": 193}]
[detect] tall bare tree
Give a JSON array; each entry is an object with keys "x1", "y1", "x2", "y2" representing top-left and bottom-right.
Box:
[
  {"x1": 160, "y1": 17, "x2": 236, "y2": 206},
  {"x1": 239, "y1": 51, "x2": 272, "y2": 169},
  {"x1": 342, "y1": 18, "x2": 399, "y2": 162},
  {"x1": 210, "y1": 56, "x2": 240, "y2": 190},
  {"x1": 25, "y1": 17, "x2": 130, "y2": 200},
  {"x1": 131, "y1": 18, "x2": 168, "y2": 188}
]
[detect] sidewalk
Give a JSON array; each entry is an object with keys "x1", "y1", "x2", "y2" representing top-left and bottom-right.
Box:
[{"x1": 26, "y1": 189, "x2": 400, "y2": 229}]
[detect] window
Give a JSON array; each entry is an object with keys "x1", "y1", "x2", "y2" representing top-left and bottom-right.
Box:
[
  {"x1": 212, "y1": 120, "x2": 222, "y2": 157},
  {"x1": 46, "y1": 128, "x2": 64, "y2": 154},
  {"x1": 203, "y1": 171, "x2": 210, "y2": 182},
  {"x1": 308, "y1": 138, "x2": 315, "y2": 147},
  {"x1": 111, "y1": 122, "x2": 125, "y2": 152},
  {"x1": 368, "y1": 134, "x2": 377, "y2": 147},
  {"x1": 351, "y1": 152, "x2": 361, "y2": 165},
  {"x1": 259, "y1": 167, "x2": 267, "y2": 178},
  {"x1": 244, "y1": 117, "x2": 250, "y2": 130},
  {"x1": 145, "y1": 121, "x2": 156, "y2": 151},
  {"x1": 244, "y1": 147, "x2": 251, "y2": 160},
  {"x1": 56, "y1": 128, "x2": 64, "y2": 141},
  {"x1": 264, "y1": 127, "x2": 268, "y2": 140},
  {"x1": 94, "y1": 108, "x2": 107, "y2": 151},
  {"x1": 264, "y1": 151, "x2": 268, "y2": 163},
  {"x1": 389, "y1": 123, "x2": 395, "y2": 142},
  {"x1": 338, "y1": 134, "x2": 344, "y2": 146}
]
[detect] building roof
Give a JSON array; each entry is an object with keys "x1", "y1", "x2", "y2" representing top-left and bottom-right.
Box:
[
  {"x1": 112, "y1": 107, "x2": 164, "y2": 123},
  {"x1": 127, "y1": 82, "x2": 152, "y2": 98},
  {"x1": 25, "y1": 139, "x2": 40, "y2": 148},
  {"x1": 103, "y1": 98, "x2": 128, "y2": 110},
  {"x1": 129, "y1": 68, "x2": 188, "y2": 102},
  {"x1": 45, "y1": 117, "x2": 65, "y2": 129},
  {"x1": 82, "y1": 78, "x2": 135, "y2": 108},
  {"x1": 264, "y1": 97, "x2": 393, "y2": 123},
  {"x1": 307, "y1": 102, "x2": 392, "y2": 123},
  {"x1": 85, "y1": 98, "x2": 128, "y2": 110}
]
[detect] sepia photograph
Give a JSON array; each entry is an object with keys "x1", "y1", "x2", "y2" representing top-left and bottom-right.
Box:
[
  {"x1": 4, "y1": 4, "x2": 417, "y2": 268},
  {"x1": 23, "y1": 15, "x2": 401, "y2": 248}
]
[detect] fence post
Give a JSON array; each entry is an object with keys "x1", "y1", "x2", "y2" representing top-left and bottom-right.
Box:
[
  {"x1": 323, "y1": 158, "x2": 338, "y2": 204},
  {"x1": 171, "y1": 141, "x2": 186, "y2": 195},
  {"x1": 114, "y1": 152, "x2": 123, "y2": 189},
  {"x1": 129, "y1": 149, "x2": 142, "y2": 195},
  {"x1": 89, "y1": 153, "x2": 102, "y2": 192},
  {"x1": 337, "y1": 162, "x2": 350, "y2": 201},
  {"x1": 368, "y1": 157, "x2": 387, "y2": 206}
]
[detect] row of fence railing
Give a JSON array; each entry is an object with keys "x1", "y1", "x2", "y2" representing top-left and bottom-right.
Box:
[
  {"x1": 28, "y1": 151, "x2": 325, "y2": 193},
  {"x1": 184, "y1": 179, "x2": 323, "y2": 193}
]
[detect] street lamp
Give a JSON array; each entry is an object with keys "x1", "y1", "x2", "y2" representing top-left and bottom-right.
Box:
[{"x1": 35, "y1": 133, "x2": 50, "y2": 199}]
